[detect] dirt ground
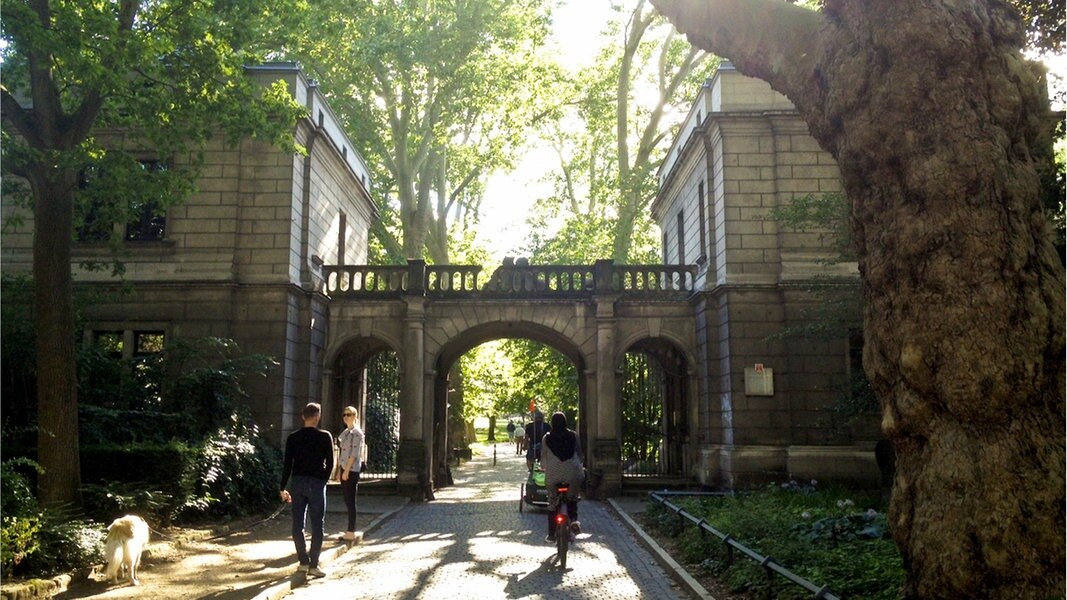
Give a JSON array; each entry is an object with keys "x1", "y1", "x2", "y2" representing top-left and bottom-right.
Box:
[{"x1": 52, "y1": 510, "x2": 380, "y2": 600}]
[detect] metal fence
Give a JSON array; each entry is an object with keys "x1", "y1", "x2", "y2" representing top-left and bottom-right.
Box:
[{"x1": 649, "y1": 491, "x2": 841, "y2": 600}]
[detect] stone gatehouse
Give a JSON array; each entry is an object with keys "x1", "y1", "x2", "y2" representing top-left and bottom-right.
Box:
[{"x1": 1, "y1": 62, "x2": 881, "y2": 494}]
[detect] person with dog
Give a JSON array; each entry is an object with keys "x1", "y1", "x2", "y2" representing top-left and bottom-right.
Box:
[
  {"x1": 541, "y1": 411, "x2": 583, "y2": 542},
  {"x1": 279, "y1": 402, "x2": 334, "y2": 578},
  {"x1": 524, "y1": 409, "x2": 549, "y2": 472},
  {"x1": 336, "y1": 405, "x2": 365, "y2": 542}
]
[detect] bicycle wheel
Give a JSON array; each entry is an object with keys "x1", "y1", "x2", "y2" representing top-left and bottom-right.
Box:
[{"x1": 556, "y1": 513, "x2": 569, "y2": 569}]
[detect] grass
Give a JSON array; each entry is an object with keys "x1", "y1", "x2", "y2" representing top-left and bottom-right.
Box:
[{"x1": 644, "y1": 482, "x2": 903, "y2": 599}]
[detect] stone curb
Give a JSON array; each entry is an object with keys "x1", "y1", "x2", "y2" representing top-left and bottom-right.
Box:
[
  {"x1": 606, "y1": 498, "x2": 717, "y2": 600},
  {"x1": 252, "y1": 499, "x2": 410, "y2": 600}
]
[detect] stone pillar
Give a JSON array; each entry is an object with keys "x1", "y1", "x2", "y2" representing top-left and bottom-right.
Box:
[
  {"x1": 397, "y1": 260, "x2": 429, "y2": 498},
  {"x1": 592, "y1": 260, "x2": 622, "y2": 496}
]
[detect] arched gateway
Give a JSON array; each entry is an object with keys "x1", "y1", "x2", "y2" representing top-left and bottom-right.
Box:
[{"x1": 321, "y1": 258, "x2": 698, "y2": 498}]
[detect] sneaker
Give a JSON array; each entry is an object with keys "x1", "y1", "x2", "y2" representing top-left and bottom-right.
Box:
[
  {"x1": 545, "y1": 534, "x2": 556, "y2": 543},
  {"x1": 296, "y1": 564, "x2": 309, "y2": 575},
  {"x1": 569, "y1": 521, "x2": 581, "y2": 535},
  {"x1": 307, "y1": 567, "x2": 326, "y2": 578}
]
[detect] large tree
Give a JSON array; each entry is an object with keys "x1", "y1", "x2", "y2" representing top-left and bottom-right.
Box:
[
  {"x1": 534, "y1": 0, "x2": 711, "y2": 264},
  {"x1": 649, "y1": 0, "x2": 1065, "y2": 596},
  {"x1": 1, "y1": 0, "x2": 302, "y2": 507},
  {"x1": 296, "y1": 0, "x2": 556, "y2": 264}
]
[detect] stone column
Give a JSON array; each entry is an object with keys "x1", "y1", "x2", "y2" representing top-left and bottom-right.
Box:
[
  {"x1": 591, "y1": 260, "x2": 621, "y2": 496},
  {"x1": 397, "y1": 260, "x2": 428, "y2": 498}
]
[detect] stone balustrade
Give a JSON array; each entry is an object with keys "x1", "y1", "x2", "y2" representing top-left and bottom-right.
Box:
[{"x1": 322, "y1": 259, "x2": 697, "y2": 299}]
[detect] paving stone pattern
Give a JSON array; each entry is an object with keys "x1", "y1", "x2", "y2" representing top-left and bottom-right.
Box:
[{"x1": 283, "y1": 447, "x2": 687, "y2": 599}]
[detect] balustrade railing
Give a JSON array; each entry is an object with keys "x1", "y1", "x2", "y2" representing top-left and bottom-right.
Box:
[{"x1": 323, "y1": 260, "x2": 697, "y2": 299}]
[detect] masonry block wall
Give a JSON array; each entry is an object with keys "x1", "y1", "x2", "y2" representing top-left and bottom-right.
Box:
[
  {"x1": 653, "y1": 63, "x2": 880, "y2": 489},
  {"x1": 0, "y1": 64, "x2": 375, "y2": 446}
]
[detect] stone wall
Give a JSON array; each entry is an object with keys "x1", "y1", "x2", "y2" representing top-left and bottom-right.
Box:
[{"x1": 653, "y1": 63, "x2": 881, "y2": 489}]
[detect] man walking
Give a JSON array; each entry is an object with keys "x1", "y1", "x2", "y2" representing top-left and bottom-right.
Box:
[{"x1": 279, "y1": 402, "x2": 334, "y2": 577}]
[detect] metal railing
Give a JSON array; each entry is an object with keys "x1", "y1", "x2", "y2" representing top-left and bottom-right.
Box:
[
  {"x1": 649, "y1": 491, "x2": 841, "y2": 600},
  {"x1": 322, "y1": 259, "x2": 698, "y2": 300}
]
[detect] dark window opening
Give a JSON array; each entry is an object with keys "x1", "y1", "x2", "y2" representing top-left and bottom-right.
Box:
[
  {"x1": 697, "y1": 180, "x2": 707, "y2": 262},
  {"x1": 93, "y1": 331, "x2": 124, "y2": 359},
  {"x1": 134, "y1": 331, "x2": 165, "y2": 356},
  {"x1": 125, "y1": 161, "x2": 167, "y2": 241},
  {"x1": 77, "y1": 160, "x2": 168, "y2": 243},
  {"x1": 337, "y1": 212, "x2": 347, "y2": 266},
  {"x1": 676, "y1": 211, "x2": 685, "y2": 264}
]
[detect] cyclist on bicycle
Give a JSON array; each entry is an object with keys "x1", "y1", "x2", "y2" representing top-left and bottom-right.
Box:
[{"x1": 541, "y1": 411, "x2": 583, "y2": 542}]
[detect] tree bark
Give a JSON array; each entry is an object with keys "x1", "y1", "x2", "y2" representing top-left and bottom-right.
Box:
[
  {"x1": 650, "y1": 0, "x2": 1065, "y2": 596},
  {"x1": 30, "y1": 167, "x2": 83, "y2": 508}
]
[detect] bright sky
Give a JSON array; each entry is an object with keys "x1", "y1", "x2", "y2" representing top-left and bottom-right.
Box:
[{"x1": 476, "y1": 1, "x2": 618, "y2": 263}]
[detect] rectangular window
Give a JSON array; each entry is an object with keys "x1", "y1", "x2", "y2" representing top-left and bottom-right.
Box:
[
  {"x1": 337, "y1": 212, "x2": 347, "y2": 266},
  {"x1": 93, "y1": 331, "x2": 125, "y2": 359},
  {"x1": 676, "y1": 211, "x2": 685, "y2": 264},
  {"x1": 77, "y1": 160, "x2": 168, "y2": 243},
  {"x1": 91, "y1": 329, "x2": 165, "y2": 359},
  {"x1": 134, "y1": 331, "x2": 166, "y2": 356},
  {"x1": 697, "y1": 180, "x2": 707, "y2": 262},
  {"x1": 125, "y1": 161, "x2": 167, "y2": 241}
]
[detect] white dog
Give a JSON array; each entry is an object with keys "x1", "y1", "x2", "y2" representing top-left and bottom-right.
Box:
[{"x1": 103, "y1": 515, "x2": 149, "y2": 586}]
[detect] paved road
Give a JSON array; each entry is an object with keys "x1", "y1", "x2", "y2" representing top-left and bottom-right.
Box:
[{"x1": 283, "y1": 445, "x2": 688, "y2": 599}]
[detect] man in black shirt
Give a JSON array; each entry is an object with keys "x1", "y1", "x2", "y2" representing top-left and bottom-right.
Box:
[
  {"x1": 279, "y1": 402, "x2": 334, "y2": 577},
  {"x1": 525, "y1": 409, "x2": 549, "y2": 472}
]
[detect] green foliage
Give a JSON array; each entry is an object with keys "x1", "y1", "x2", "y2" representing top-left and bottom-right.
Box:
[
  {"x1": 768, "y1": 192, "x2": 853, "y2": 262},
  {"x1": 530, "y1": 1, "x2": 716, "y2": 263},
  {"x1": 179, "y1": 419, "x2": 282, "y2": 522},
  {"x1": 499, "y1": 339, "x2": 578, "y2": 419},
  {"x1": 644, "y1": 485, "x2": 903, "y2": 599},
  {"x1": 1, "y1": 514, "x2": 41, "y2": 577},
  {"x1": 620, "y1": 353, "x2": 663, "y2": 466},
  {"x1": 459, "y1": 341, "x2": 516, "y2": 421},
  {"x1": 293, "y1": 0, "x2": 558, "y2": 262},
  {"x1": 0, "y1": 458, "x2": 105, "y2": 578},
  {"x1": 19, "y1": 514, "x2": 106, "y2": 578}
]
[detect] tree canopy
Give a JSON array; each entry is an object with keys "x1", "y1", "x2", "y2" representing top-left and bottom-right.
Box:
[
  {"x1": 1, "y1": 0, "x2": 305, "y2": 506},
  {"x1": 292, "y1": 0, "x2": 559, "y2": 264}
]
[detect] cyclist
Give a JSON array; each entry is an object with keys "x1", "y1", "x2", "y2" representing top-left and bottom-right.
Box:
[{"x1": 541, "y1": 411, "x2": 583, "y2": 542}]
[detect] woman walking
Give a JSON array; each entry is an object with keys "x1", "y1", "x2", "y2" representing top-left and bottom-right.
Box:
[
  {"x1": 540, "y1": 411, "x2": 583, "y2": 542},
  {"x1": 337, "y1": 406, "x2": 365, "y2": 542}
]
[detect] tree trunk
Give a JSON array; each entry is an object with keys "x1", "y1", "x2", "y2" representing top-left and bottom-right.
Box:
[
  {"x1": 650, "y1": 0, "x2": 1065, "y2": 596},
  {"x1": 30, "y1": 167, "x2": 83, "y2": 507}
]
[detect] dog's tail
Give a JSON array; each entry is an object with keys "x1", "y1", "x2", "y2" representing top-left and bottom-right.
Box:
[{"x1": 104, "y1": 533, "x2": 124, "y2": 580}]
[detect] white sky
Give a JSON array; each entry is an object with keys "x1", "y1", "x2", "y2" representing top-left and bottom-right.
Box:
[{"x1": 476, "y1": 1, "x2": 617, "y2": 262}]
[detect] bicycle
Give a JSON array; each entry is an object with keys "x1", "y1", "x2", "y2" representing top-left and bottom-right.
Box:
[{"x1": 553, "y1": 482, "x2": 578, "y2": 569}]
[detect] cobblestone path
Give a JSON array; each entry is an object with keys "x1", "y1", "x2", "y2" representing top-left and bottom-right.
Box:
[{"x1": 282, "y1": 445, "x2": 687, "y2": 599}]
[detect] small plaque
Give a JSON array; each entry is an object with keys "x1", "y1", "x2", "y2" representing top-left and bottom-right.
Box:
[{"x1": 745, "y1": 366, "x2": 774, "y2": 396}]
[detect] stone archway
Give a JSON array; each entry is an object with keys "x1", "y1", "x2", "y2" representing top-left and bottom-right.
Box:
[
  {"x1": 618, "y1": 337, "x2": 692, "y2": 487},
  {"x1": 324, "y1": 336, "x2": 403, "y2": 480},
  {"x1": 431, "y1": 321, "x2": 590, "y2": 490}
]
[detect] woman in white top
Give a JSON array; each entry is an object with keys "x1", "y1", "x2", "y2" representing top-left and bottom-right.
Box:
[
  {"x1": 540, "y1": 411, "x2": 583, "y2": 542},
  {"x1": 337, "y1": 406, "x2": 365, "y2": 541}
]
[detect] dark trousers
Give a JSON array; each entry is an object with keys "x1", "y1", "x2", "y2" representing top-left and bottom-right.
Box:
[
  {"x1": 289, "y1": 475, "x2": 326, "y2": 567},
  {"x1": 342, "y1": 470, "x2": 361, "y2": 532},
  {"x1": 548, "y1": 500, "x2": 578, "y2": 536}
]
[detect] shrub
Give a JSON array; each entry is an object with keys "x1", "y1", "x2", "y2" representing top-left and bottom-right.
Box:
[
  {"x1": 644, "y1": 485, "x2": 903, "y2": 599},
  {"x1": 177, "y1": 417, "x2": 281, "y2": 522}
]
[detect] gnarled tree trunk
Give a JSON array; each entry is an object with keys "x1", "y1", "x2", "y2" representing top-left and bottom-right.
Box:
[{"x1": 649, "y1": 0, "x2": 1065, "y2": 596}]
